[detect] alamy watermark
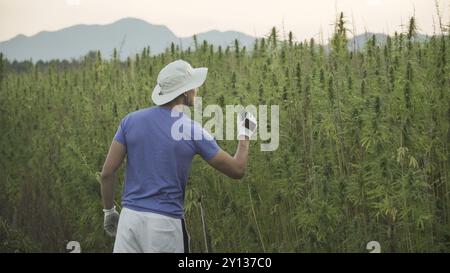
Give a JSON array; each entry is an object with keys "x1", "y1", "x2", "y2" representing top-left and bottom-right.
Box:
[
  {"x1": 366, "y1": 241, "x2": 381, "y2": 253},
  {"x1": 66, "y1": 241, "x2": 81, "y2": 253},
  {"x1": 169, "y1": 97, "x2": 279, "y2": 152}
]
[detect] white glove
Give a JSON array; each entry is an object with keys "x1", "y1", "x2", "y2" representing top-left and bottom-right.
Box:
[
  {"x1": 103, "y1": 206, "x2": 120, "y2": 237},
  {"x1": 237, "y1": 111, "x2": 257, "y2": 139}
]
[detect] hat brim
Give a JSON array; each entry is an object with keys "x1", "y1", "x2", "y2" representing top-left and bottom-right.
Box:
[{"x1": 151, "y1": 67, "x2": 208, "y2": 106}]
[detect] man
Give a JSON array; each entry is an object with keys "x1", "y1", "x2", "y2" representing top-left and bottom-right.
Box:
[{"x1": 100, "y1": 59, "x2": 257, "y2": 253}]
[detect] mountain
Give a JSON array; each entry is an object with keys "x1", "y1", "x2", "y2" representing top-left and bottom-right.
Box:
[
  {"x1": 0, "y1": 18, "x2": 430, "y2": 62},
  {"x1": 0, "y1": 18, "x2": 258, "y2": 62},
  {"x1": 347, "y1": 32, "x2": 428, "y2": 51}
]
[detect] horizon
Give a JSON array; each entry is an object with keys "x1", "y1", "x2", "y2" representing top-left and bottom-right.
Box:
[
  {"x1": 3, "y1": 17, "x2": 258, "y2": 42},
  {"x1": 1, "y1": 16, "x2": 435, "y2": 44},
  {"x1": 0, "y1": 0, "x2": 448, "y2": 43},
  {"x1": 0, "y1": 14, "x2": 430, "y2": 43}
]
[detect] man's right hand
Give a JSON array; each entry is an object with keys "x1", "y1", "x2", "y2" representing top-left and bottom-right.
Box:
[{"x1": 237, "y1": 111, "x2": 258, "y2": 139}]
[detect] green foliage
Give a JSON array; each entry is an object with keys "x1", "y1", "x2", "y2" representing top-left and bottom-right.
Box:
[{"x1": 0, "y1": 15, "x2": 449, "y2": 252}]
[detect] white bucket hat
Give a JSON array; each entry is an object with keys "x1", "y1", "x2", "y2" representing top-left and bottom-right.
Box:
[{"x1": 151, "y1": 59, "x2": 208, "y2": 105}]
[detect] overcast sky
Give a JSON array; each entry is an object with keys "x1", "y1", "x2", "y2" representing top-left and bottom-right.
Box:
[{"x1": 0, "y1": 0, "x2": 448, "y2": 42}]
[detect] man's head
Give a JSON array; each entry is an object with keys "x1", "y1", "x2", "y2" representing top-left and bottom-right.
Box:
[{"x1": 152, "y1": 60, "x2": 207, "y2": 106}]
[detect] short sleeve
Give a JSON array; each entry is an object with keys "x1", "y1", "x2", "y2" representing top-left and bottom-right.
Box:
[
  {"x1": 194, "y1": 125, "x2": 220, "y2": 161},
  {"x1": 113, "y1": 114, "x2": 130, "y2": 147}
]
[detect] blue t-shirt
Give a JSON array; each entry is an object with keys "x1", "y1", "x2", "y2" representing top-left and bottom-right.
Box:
[{"x1": 113, "y1": 106, "x2": 220, "y2": 219}]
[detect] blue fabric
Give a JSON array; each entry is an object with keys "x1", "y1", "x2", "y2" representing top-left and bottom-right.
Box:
[{"x1": 113, "y1": 106, "x2": 220, "y2": 219}]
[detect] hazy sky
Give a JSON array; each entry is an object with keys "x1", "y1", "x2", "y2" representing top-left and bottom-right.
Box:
[{"x1": 0, "y1": 0, "x2": 448, "y2": 42}]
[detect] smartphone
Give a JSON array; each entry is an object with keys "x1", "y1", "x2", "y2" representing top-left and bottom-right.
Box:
[{"x1": 244, "y1": 114, "x2": 257, "y2": 131}]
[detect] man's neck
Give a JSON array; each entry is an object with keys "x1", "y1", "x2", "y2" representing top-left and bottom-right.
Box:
[{"x1": 160, "y1": 103, "x2": 186, "y2": 113}]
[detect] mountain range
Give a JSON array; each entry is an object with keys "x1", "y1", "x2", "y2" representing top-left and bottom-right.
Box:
[
  {"x1": 0, "y1": 17, "x2": 257, "y2": 62},
  {"x1": 0, "y1": 17, "x2": 428, "y2": 62}
]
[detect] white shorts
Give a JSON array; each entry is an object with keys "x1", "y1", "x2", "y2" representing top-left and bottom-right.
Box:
[{"x1": 113, "y1": 207, "x2": 190, "y2": 253}]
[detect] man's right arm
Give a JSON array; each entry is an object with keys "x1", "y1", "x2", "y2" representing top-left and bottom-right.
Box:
[{"x1": 207, "y1": 136, "x2": 250, "y2": 179}]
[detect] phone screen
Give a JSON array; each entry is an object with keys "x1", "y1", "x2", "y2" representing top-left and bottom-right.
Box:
[{"x1": 245, "y1": 118, "x2": 256, "y2": 131}]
